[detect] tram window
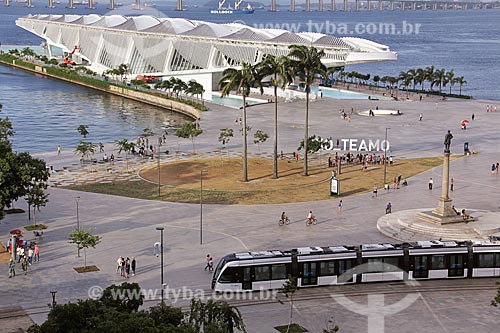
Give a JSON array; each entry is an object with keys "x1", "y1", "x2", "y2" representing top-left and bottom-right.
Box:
[
  {"x1": 367, "y1": 259, "x2": 384, "y2": 272},
  {"x1": 495, "y1": 253, "x2": 500, "y2": 267},
  {"x1": 339, "y1": 260, "x2": 353, "y2": 274},
  {"x1": 431, "y1": 255, "x2": 446, "y2": 269},
  {"x1": 271, "y1": 264, "x2": 287, "y2": 280},
  {"x1": 255, "y1": 266, "x2": 270, "y2": 281},
  {"x1": 219, "y1": 267, "x2": 239, "y2": 283},
  {"x1": 320, "y1": 261, "x2": 336, "y2": 276},
  {"x1": 383, "y1": 257, "x2": 400, "y2": 271},
  {"x1": 477, "y1": 254, "x2": 494, "y2": 268}
]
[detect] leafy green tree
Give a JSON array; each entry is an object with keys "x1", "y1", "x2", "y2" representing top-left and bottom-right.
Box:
[
  {"x1": 288, "y1": 45, "x2": 327, "y2": 176},
  {"x1": 187, "y1": 299, "x2": 246, "y2": 333},
  {"x1": 0, "y1": 109, "x2": 50, "y2": 220},
  {"x1": 114, "y1": 138, "x2": 136, "y2": 171},
  {"x1": 281, "y1": 274, "x2": 297, "y2": 332},
  {"x1": 25, "y1": 182, "x2": 49, "y2": 226},
  {"x1": 220, "y1": 62, "x2": 262, "y2": 182},
  {"x1": 253, "y1": 130, "x2": 268, "y2": 152},
  {"x1": 373, "y1": 75, "x2": 380, "y2": 87},
  {"x1": 100, "y1": 282, "x2": 144, "y2": 312},
  {"x1": 68, "y1": 227, "x2": 101, "y2": 268},
  {"x1": 77, "y1": 124, "x2": 89, "y2": 138},
  {"x1": 258, "y1": 54, "x2": 292, "y2": 179},
  {"x1": 175, "y1": 122, "x2": 203, "y2": 153},
  {"x1": 75, "y1": 141, "x2": 97, "y2": 163},
  {"x1": 297, "y1": 135, "x2": 329, "y2": 155},
  {"x1": 219, "y1": 128, "x2": 234, "y2": 156}
]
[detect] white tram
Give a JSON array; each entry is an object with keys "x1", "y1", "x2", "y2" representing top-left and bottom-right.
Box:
[{"x1": 212, "y1": 240, "x2": 500, "y2": 292}]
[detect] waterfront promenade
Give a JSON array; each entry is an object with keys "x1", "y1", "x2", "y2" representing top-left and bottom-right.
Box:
[{"x1": 2, "y1": 94, "x2": 500, "y2": 332}]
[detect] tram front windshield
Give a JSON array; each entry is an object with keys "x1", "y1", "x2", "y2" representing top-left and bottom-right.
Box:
[{"x1": 213, "y1": 258, "x2": 227, "y2": 281}]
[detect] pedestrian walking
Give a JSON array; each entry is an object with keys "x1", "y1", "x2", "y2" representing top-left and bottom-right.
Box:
[
  {"x1": 34, "y1": 244, "x2": 39, "y2": 262},
  {"x1": 428, "y1": 178, "x2": 433, "y2": 190},
  {"x1": 386, "y1": 202, "x2": 392, "y2": 214},
  {"x1": 472, "y1": 113, "x2": 475, "y2": 121},
  {"x1": 8, "y1": 259, "x2": 15, "y2": 278},
  {"x1": 27, "y1": 247, "x2": 33, "y2": 265},
  {"x1": 492, "y1": 163, "x2": 496, "y2": 174},
  {"x1": 21, "y1": 256, "x2": 28, "y2": 275},
  {"x1": 124, "y1": 258, "x2": 130, "y2": 279},
  {"x1": 419, "y1": 113, "x2": 423, "y2": 121},
  {"x1": 450, "y1": 178, "x2": 454, "y2": 191},
  {"x1": 209, "y1": 257, "x2": 214, "y2": 272},
  {"x1": 338, "y1": 200, "x2": 343, "y2": 215},
  {"x1": 57, "y1": 145, "x2": 61, "y2": 156},
  {"x1": 204, "y1": 254, "x2": 211, "y2": 271},
  {"x1": 131, "y1": 257, "x2": 136, "y2": 276},
  {"x1": 372, "y1": 184, "x2": 378, "y2": 198}
]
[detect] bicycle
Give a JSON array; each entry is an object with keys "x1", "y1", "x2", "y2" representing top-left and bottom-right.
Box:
[
  {"x1": 306, "y1": 217, "x2": 317, "y2": 226},
  {"x1": 279, "y1": 217, "x2": 290, "y2": 226}
]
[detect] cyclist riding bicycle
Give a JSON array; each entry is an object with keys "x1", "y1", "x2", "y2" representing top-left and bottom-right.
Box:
[
  {"x1": 307, "y1": 211, "x2": 315, "y2": 222},
  {"x1": 281, "y1": 212, "x2": 288, "y2": 222}
]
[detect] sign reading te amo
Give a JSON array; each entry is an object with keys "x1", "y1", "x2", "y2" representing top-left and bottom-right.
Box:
[{"x1": 318, "y1": 138, "x2": 390, "y2": 152}]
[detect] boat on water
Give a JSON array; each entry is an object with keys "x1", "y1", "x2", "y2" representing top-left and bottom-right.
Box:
[
  {"x1": 210, "y1": 0, "x2": 254, "y2": 14},
  {"x1": 144, "y1": 2, "x2": 156, "y2": 8}
]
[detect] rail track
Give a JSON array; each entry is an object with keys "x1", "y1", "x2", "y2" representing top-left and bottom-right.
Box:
[{"x1": 2, "y1": 278, "x2": 497, "y2": 321}]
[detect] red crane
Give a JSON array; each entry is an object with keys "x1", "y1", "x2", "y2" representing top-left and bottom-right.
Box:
[{"x1": 63, "y1": 46, "x2": 79, "y2": 65}]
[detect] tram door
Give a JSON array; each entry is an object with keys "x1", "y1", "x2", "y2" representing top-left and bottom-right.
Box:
[
  {"x1": 242, "y1": 267, "x2": 253, "y2": 290},
  {"x1": 302, "y1": 262, "x2": 318, "y2": 286},
  {"x1": 448, "y1": 255, "x2": 464, "y2": 277},
  {"x1": 413, "y1": 256, "x2": 429, "y2": 279}
]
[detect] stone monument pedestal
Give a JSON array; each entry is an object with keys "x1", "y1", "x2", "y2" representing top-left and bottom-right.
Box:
[{"x1": 418, "y1": 147, "x2": 475, "y2": 225}]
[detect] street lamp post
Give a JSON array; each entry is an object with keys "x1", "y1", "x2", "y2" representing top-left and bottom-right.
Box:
[
  {"x1": 200, "y1": 170, "x2": 208, "y2": 245},
  {"x1": 49, "y1": 291, "x2": 57, "y2": 309},
  {"x1": 75, "y1": 196, "x2": 80, "y2": 257},
  {"x1": 383, "y1": 128, "x2": 390, "y2": 187},
  {"x1": 158, "y1": 137, "x2": 162, "y2": 199},
  {"x1": 155, "y1": 226, "x2": 164, "y2": 306}
]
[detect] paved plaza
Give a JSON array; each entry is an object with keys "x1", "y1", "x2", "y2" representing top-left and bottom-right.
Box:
[{"x1": 2, "y1": 93, "x2": 500, "y2": 332}]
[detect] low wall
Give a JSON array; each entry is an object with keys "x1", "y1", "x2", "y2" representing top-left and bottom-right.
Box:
[
  {"x1": 0, "y1": 58, "x2": 200, "y2": 120},
  {"x1": 109, "y1": 86, "x2": 201, "y2": 120}
]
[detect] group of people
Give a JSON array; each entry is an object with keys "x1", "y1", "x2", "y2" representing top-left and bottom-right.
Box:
[
  {"x1": 328, "y1": 152, "x2": 394, "y2": 168},
  {"x1": 103, "y1": 153, "x2": 115, "y2": 162},
  {"x1": 491, "y1": 163, "x2": 500, "y2": 174},
  {"x1": 7, "y1": 237, "x2": 40, "y2": 278},
  {"x1": 486, "y1": 105, "x2": 497, "y2": 112},
  {"x1": 204, "y1": 254, "x2": 214, "y2": 272},
  {"x1": 116, "y1": 256, "x2": 136, "y2": 279}
]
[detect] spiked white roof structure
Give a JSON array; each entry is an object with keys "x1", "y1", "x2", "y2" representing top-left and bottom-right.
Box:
[{"x1": 17, "y1": 14, "x2": 397, "y2": 77}]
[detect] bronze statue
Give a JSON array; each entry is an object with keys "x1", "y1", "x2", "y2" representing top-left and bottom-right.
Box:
[{"x1": 444, "y1": 130, "x2": 453, "y2": 151}]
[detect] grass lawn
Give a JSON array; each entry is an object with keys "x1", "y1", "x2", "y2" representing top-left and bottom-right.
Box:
[{"x1": 64, "y1": 156, "x2": 451, "y2": 204}]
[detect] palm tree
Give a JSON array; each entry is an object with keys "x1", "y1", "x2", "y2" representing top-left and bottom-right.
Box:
[
  {"x1": 454, "y1": 76, "x2": 467, "y2": 95},
  {"x1": 173, "y1": 79, "x2": 187, "y2": 97},
  {"x1": 425, "y1": 65, "x2": 435, "y2": 91},
  {"x1": 432, "y1": 68, "x2": 446, "y2": 93},
  {"x1": 219, "y1": 62, "x2": 262, "y2": 182},
  {"x1": 415, "y1": 68, "x2": 425, "y2": 91},
  {"x1": 446, "y1": 70, "x2": 455, "y2": 95},
  {"x1": 399, "y1": 71, "x2": 411, "y2": 97},
  {"x1": 257, "y1": 54, "x2": 292, "y2": 179},
  {"x1": 406, "y1": 68, "x2": 417, "y2": 90},
  {"x1": 288, "y1": 45, "x2": 327, "y2": 176},
  {"x1": 187, "y1": 80, "x2": 205, "y2": 102}
]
